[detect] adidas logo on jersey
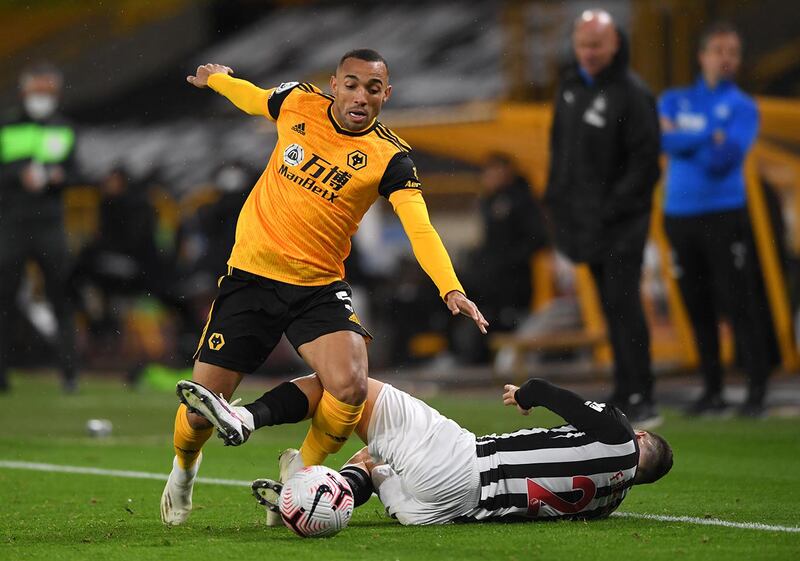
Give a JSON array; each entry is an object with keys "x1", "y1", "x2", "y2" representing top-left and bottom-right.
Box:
[{"x1": 292, "y1": 122, "x2": 306, "y2": 135}]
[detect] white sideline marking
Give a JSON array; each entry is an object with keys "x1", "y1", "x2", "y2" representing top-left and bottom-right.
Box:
[
  {"x1": 612, "y1": 512, "x2": 800, "y2": 533},
  {"x1": 1, "y1": 460, "x2": 798, "y2": 534},
  {"x1": 0, "y1": 460, "x2": 251, "y2": 487}
]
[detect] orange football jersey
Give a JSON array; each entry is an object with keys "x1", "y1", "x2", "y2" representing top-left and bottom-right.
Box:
[{"x1": 225, "y1": 81, "x2": 419, "y2": 285}]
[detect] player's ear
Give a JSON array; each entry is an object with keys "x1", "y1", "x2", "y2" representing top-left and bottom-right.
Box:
[
  {"x1": 383, "y1": 84, "x2": 392, "y2": 103},
  {"x1": 329, "y1": 74, "x2": 337, "y2": 95}
]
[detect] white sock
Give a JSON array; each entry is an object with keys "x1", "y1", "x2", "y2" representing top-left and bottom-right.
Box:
[
  {"x1": 234, "y1": 406, "x2": 255, "y2": 431},
  {"x1": 172, "y1": 455, "x2": 200, "y2": 486}
]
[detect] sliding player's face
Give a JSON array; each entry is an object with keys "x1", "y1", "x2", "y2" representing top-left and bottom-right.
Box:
[{"x1": 330, "y1": 58, "x2": 392, "y2": 131}]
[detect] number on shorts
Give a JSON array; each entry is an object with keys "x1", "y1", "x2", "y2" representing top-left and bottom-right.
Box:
[{"x1": 336, "y1": 290, "x2": 353, "y2": 312}]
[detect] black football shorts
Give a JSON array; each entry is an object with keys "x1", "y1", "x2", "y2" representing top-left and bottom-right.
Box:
[{"x1": 194, "y1": 267, "x2": 371, "y2": 374}]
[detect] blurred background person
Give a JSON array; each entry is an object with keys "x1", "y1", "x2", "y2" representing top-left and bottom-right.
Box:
[
  {"x1": 71, "y1": 167, "x2": 161, "y2": 329},
  {"x1": 193, "y1": 161, "x2": 253, "y2": 279},
  {"x1": 659, "y1": 22, "x2": 770, "y2": 417},
  {"x1": 71, "y1": 167, "x2": 191, "y2": 374},
  {"x1": 544, "y1": 10, "x2": 661, "y2": 426},
  {"x1": 0, "y1": 63, "x2": 79, "y2": 393},
  {"x1": 174, "y1": 161, "x2": 255, "y2": 359},
  {"x1": 452, "y1": 152, "x2": 548, "y2": 364}
]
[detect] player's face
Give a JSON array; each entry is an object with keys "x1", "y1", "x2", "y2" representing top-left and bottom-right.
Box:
[
  {"x1": 572, "y1": 21, "x2": 619, "y2": 78},
  {"x1": 699, "y1": 33, "x2": 741, "y2": 83},
  {"x1": 330, "y1": 58, "x2": 391, "y2": 131}
]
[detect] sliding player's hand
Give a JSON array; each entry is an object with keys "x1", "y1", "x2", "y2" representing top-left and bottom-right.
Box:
[
  {"x1": 187, "y1": 63, "x2": 233, "y2": 88},
  {"x1": 445, "y1": 291, "x2": 489, "y2": 334},
  {"x1": 503, "y1": 384, "x2": 530, "y2": 416}
]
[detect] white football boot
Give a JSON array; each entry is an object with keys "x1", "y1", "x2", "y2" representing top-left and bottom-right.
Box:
[
  {"x1": 265, "y1": 448, "x2": 304, "y2": 526},
  {"x1": 176, "y1": 380, "x2": 254, "y2": 446},
  {"x1": 160, "y1": 453, "x2": 202, "y2": 526}
]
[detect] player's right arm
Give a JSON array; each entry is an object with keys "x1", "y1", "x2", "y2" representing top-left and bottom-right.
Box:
[
  {"x1": 503, "y1": 379, "x2": 632, "y2": 444},
  {"x1": 187, "y1": 63, "x2": 270, "y2": 117}
]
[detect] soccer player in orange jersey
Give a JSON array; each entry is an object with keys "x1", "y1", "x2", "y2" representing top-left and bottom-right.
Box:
[{"x1": 161, "y1": 49, "x2": 488, "y2": 526}]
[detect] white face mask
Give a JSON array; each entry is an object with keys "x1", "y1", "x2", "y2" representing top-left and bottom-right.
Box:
[{"x1": 24, "y1": 94, "x2": 58, "y2": 120}]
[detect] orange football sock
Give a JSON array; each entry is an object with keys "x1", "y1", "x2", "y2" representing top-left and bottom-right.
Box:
[
  {"x1": 299, "y1": 391, "x2": 364, "y2": 466},
  {"x1": 173, "y1": 404, "x2": 213, "y2": 469}
]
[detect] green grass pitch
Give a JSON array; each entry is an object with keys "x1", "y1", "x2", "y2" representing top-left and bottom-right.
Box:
[{"x1": 1, "y1": 375, "x2": 798, "y2": 560}]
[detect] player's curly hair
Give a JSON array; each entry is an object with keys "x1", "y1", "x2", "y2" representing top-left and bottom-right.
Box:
[{"x1": 636, "y1": 432, "x2": 673, "y2": 485}]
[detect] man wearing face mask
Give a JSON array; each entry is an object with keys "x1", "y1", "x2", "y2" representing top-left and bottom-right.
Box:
[{"x1": 0, "y1": 63, "x2": 79, "y2": 393}]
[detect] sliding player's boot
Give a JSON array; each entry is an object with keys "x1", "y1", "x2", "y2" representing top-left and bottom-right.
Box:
[
  {"x1": 252, "y1": 478, "x2": 283, "y2": 518},
  {"x1": 265, "y1": 448, "x2": 304, "y2": 526}
]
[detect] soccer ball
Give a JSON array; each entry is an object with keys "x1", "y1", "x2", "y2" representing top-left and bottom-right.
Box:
[{"x1": 279, "y1": 465, "x2": 354, "y2": 538}]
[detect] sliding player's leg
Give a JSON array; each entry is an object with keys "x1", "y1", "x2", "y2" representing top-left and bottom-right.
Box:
[
  {"x1": 161, "y1": 361, "x2": 242, "y2": 525},
  {"x1": 362, "y1": 384, "x2": 482, "y2": 525},
  {"x1": 338, "y1": 446, "x2": 379, "y2": 508}
]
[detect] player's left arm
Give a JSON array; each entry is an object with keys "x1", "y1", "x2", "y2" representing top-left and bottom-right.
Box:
[
  {"x1": 503, "y1": 379, "x2": 631, "y2": 444},
  {"x1": 382, "y1": 154, "x2": 488, "y2": 334}
]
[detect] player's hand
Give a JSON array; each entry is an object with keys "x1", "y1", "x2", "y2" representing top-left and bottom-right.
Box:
[
  {"x1": 659, "y1": 116, "x2": 676, "y2": 132},
  {"x1": 445, "y1": 290, "x2": 489, "y2": 334},
  {"x1": 503, "y1": 384, "x2": 531, "y2": 416},
  {"x1": 187, "y1": 63, "x2": 233, "y2": 88}
]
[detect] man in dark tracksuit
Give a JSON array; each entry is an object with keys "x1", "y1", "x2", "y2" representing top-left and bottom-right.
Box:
[
  {"x1": 472, "y1": 153, "x2": 548, "y2": 325},
  {"x1": 0, "y1": 64, "x2": 78, "y2": 393},
  {"x1": 660, "y1": 23, "x2": 770, "y2": 417},
  {"x1": 545, "y1": 10, "x2": 661, "y2": 426}
]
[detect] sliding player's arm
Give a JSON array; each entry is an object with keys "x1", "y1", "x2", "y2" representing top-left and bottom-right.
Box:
[
  {"x1": 503, "y1": 379, "x2": 631, "y2": 444},
  {"x1": 186, "y1": 64, "x2": 271, "y2": 117}
]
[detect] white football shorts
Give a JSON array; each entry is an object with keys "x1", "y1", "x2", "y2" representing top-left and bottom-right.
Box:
[{"x1": 367, "y1": 384, "x2": 481, "y2": 525}]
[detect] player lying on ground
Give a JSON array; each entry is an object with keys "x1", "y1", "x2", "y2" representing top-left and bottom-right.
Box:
[
  {"x1": 180, "y1": 376, "x2": 673, "y2": 524},
  {"x1": 162, "y1": 48, "x2": 487, "y2": 526}
]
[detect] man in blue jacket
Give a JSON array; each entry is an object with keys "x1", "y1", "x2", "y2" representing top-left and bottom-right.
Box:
[{"x1": 659, "y1": 22, "x2": 770, "y2": 417}]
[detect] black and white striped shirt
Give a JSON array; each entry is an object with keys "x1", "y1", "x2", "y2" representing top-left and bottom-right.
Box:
[{"x1": 458, "y1": 379, "x2": 638, "y2": 522}]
